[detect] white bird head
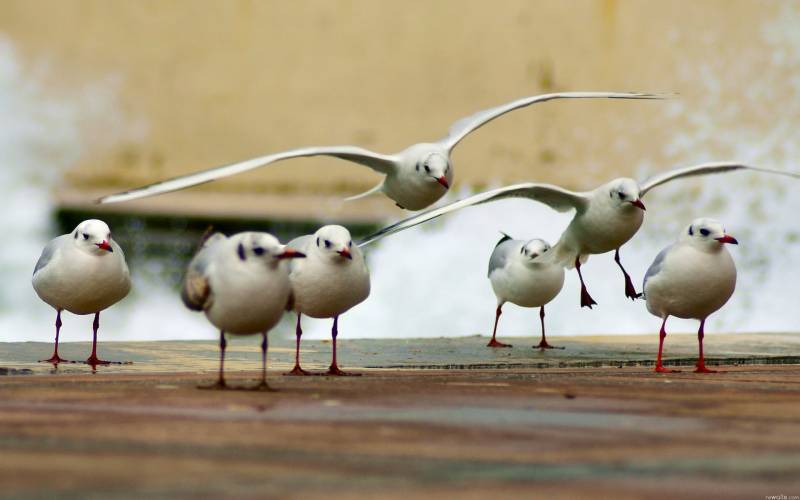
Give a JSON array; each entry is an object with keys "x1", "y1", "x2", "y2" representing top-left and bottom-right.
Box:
[
  {"x1": 606, "y1": 178, "x2": 646, "y2": 211},
  {"x1": 520, "y1": 238, "x2": 552, "y2": 263},
  {"x1": 233, "y1": 232, "x2": 305, "y2": 266},
  {"x1": 682, "y1": 218, "x2": 738, "y2": 249},
  {"x1": 72, "y1": 219, "x2": 114, "y2": 255},
  {"x1": 313, "y1": 225, "x2": 355, "y2": 261},
  {"x1": 416, "y1": 152, "x2": 451, "y2": 191}
]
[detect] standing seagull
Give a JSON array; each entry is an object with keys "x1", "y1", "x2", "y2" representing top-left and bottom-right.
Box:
[
  {"x1": 642, "y1": 218, "x2": 737, "y2": 373},
  {"x1": 286, "y1": 225, "x2": 370, "y2": 376},
  {"x1": 183, "y1": 231, "x2": 304, "y2": 389},
  {"x1": 487, "y1": 234, "x2": 565, "y2": 349},
  {"x1": 32, "y1": 219, "x2": 131, "y2": 368},
  {"x1": 97, "y1": 92, "x2": 664, "y2": 210},
  {"x1": 360, "y1": 162, "x2": 799, "y2": 307}
]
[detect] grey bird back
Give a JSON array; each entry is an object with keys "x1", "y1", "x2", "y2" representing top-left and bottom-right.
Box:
[
  {"x1": 181, "y1": 233, "x2": 226, "y2": 311},
  {"x1": 33, "y1": 237, "x2": 62, "y2": 276},
  {"x1": 642, "y1": 244, "x2": 672, "y2": 294},
  {"x1": 488, "y1": 233, "x2": 519, "y2": 277}
]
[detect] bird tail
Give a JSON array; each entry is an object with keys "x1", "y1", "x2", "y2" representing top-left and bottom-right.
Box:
[
  {"x1": 550, "y1": 240, "x2": 588, "y2": 269},
  {"x1": 344, "y1": 181, "x2": 384, "y2": 202}
]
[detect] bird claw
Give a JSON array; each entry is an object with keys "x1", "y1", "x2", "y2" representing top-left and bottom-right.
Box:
[
  {"x1": 694, "y1": 365, "x2": 718, "y2": 374},
  {"x1": 39, "y1": 355, "x2": 74, "y2": 364},
  {"x1": 487, "y1": 339, "x2": 513, "y2": 348},
  {"x1": 197, "y1": 379, "x2": 229, "y2": 390},
  {"x1": 284, "y1": 365, "x2": 316, "y2": 376},
  {"x1": 325, "y1": 366, "x2": 361, "y2": 376},
  {"x1": 245, "y1": 381, "x2": 278, "y2": 392},
  {"x1": 535, "y1": 341, "x2": 564, "y2": 350},
  {"x1": 654, "y1": 365, "x2": 680, "y2": 373},
  {"x1": 580, "y1": 287, "x2": 598, "y2": 309}
]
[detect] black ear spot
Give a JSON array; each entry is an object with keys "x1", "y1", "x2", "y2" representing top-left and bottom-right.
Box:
[
  {"x1": 316, "y1": 237, "x2": 320, "y2": 247},
  {"x1": 237, "y1": 243, "x2": 246, "y2": 261},
  {"x1": 688, "y1": 226, "x2": 694, "y2": 236},
  {"x1": 74, "y1": 230, "x2": 78, "y2": 239}
]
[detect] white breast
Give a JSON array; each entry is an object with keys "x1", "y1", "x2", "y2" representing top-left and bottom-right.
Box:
[
  {"x1": 290, "y1": 251, "x2": 370, "y2": 319},
  {"x1": 32, "y1": 240, "x2": 131, "y2": 315},
  {"x1": 490, "y1": 261, "x2": 565, "y2": 308},
  {"x1": 644, "y1": 245, "x2": 737, "y2": 320}
]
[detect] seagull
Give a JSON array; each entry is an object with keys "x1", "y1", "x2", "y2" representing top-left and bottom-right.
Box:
[
  {"x1": 642, "y1": 218, "x2": 737, "y2": 373},
  {"x1": 32, "y1": 219, "x2": 131, "y2": 369},
  {"x1": 359, "y1": 162, "x2": 800, "y2": 308},
  {"x1": 285, "y1": 225, "x2": 370, "y2": 376},
  {"x1": 487, "y1": 234, "x2": 565, "y2": 349},
  {"x1": 97, "y1": 92, "x2": 665, "y2": 210},
  {"x1": 182, "y1": 231, "x2": 304, "y2": 389}
]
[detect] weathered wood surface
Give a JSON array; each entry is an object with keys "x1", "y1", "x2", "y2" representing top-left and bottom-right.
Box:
[{"x1": 0, "y1": 334, "x2": 799, "y2": 498}]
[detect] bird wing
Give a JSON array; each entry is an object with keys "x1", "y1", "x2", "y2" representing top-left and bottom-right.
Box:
[
  {"x1": 98, "y1": 146, "x2": 400, "y2": 204},
  {"x1": 181, "y1": 235, "x2": 226, "y2": 311},
  {"x1": 32, "y1": 238, "x2": 62, "y2": 276},
  {"x1": 359, "y1": 183, "x2": 589, "y2": 246},
  {"x1": 487, "y1": 237, "x2": 519, "y2": 277},
  {"x1": 442, "y1": 92, "x2": 668, "y2": 150},
  {"x1": 642, "y1": 244, "x2": 673, "y2": 293},
  {"x1": 639, "y1": 161, "x2": 800, "y2": 197}
]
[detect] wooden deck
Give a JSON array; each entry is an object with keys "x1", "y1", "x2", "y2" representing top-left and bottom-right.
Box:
[{"x1": 1, "y1": 334, "x2": 799, "y2": 498}]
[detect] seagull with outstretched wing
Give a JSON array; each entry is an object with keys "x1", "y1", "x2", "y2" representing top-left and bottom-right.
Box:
[
  {"x1": 98, "y1": 92, "x2": 666, "y2": 210},
  {"x1": 359, "y1": 162, "x2": 800, "y2": 308}
]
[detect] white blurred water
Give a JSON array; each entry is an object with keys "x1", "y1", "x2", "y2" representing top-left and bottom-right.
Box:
[{"x1": 2, "y1": 5, "x2": 800, "y2": 344}]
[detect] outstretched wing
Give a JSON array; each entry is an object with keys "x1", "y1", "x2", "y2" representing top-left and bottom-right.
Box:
[
  {"x1": 359, "y1": 183, "x2": 589, "y2": 247},
  {"x1": 639, "y1": 161, "x2": 800, "y2": 197},
  {"x1": 98, "y1": 146, "x2": 400, "y2": 204},
  {"x1": 442, "y1": 92, "x2": 668, "y2": 150}
]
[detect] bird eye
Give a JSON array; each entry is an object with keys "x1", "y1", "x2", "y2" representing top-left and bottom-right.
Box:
[
  {"x1": 617, "y1": 192, "x2": 625, "y2": 199},
  {"x1": 699, "y1": 228, "x2": 710, "y2": 236},
  {"x1": 424, "y1": 165, "x2": 431, "y2": 173},
  {"x1": 324, "y1": 240, "x2": 332, "y2": 248},
  {"x1": 253, "y1": 247, "x2": 265, "y2": 256},
  {"x1": 348, "y1": 241, "x2": 353, "y2": 247},
  {"x1": 82, "y1": 233, "x2": 89, "y2": 240}
]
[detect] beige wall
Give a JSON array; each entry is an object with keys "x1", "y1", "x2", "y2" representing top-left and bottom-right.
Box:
[{"x1": 0, "y1": 0, "x2": 790, "y2": 219}]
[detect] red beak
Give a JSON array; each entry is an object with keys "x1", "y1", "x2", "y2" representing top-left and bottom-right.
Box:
[
  {"x1": 715, "y1": 235, "x2": 738, "y2": 245},
  {"x1": 96, "y1": 240, "x2": 113, "y2": 252},
  {"x1": 436, "y1": 176, "x2": 450, "y2": 189},
  {"x1": 630, "y1": 199, "x2": 646, "y2": 210},
  {"x1": 277, "y1": 248, "x2": 306, "y2": 259},
  {"x1": 337, "y1": 248, "x2": 352, "y2": 260}
]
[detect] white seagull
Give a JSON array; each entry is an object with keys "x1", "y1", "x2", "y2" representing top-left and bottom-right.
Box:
[
  {"x1": 487, "y1": 234, "x2": 565, "y2": 349},
  {"x1": 642, "y1": 218, "x2": 738, "y2": 373},
  {"x1": 359, "y1": 162, "x2": 799, "y2": 308},
  {"x1": 182, "y1": 231, "x2": 304, "y2": 389},
  {"x1": 286, "y1": 225, "x2": 370, "y2": 376},
  {"x1": 32, "y1": 219, "x2": 131, "y2": 368},
  {"x1": 97, "y1": 92, "x2": 664, "y2": 211}
]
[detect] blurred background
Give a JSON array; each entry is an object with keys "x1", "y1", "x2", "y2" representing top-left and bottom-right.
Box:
[{"x1": 2, "y1": 0, "x2": 798, "y2": 343}]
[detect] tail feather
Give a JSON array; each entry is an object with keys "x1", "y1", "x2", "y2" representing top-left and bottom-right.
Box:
[{"x1": 344, "y1": 181, "x2": 384, "y2": 202}]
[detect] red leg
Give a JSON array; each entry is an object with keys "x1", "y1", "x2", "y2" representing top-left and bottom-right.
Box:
[
  {"x1": 535, "y1": 306, "x2": 563, "y2": 349},
  {"x1": 575, "y1": 257, "x2": 597, "y2": 308},
  {"x1": 654, "y1": 316, "x2": 679, "y2": 373},
  {"x1": 615, "y1": 248, "x2": 642, "y2": 300},
  {"x1": 199, "y1": 330, "x2": 229, "y2": 389},
  {"x1": 487, "y1": 304, "x2": 512, "y2": 348},
  {"x1": 694, "y1": 319, "x2": 718, "y2": 373},
  {"x1": 40, "y1": 310, "x2": 71, "y2": 364},
  {"x1": 85, "y1": 312, "x2": 116, "y2": 370},
  {"x1": 286, "y1": 312, "x2": 313, "y2": 376},
  {"x1": 326, "y1": 316, "x2": 360, "y2": 376}
]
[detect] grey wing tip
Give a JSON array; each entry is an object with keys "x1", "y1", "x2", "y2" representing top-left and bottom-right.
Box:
[{"x1": 495, "y1": 232, "x2": 513, "y2": 248}]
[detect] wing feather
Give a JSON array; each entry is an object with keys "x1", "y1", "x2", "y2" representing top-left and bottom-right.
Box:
[{"x1": 640, "y1": 162, "x2": 800, "y2": 197}]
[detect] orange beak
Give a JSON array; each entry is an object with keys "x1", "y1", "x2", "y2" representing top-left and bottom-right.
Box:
[
  {"x1": 337, "y1": 248, "x2": 352, "y2": 260},
  {"x1": 95, "y1": 240, "x2": 113, "y2": 252},
  {"x1": 436, "y1": 176, "x2": 450, "y2": 189},
  {"x1": 630, "y1": 199, "x2": 646, "y2": 210},
  {"x1": 715, "y1": 235, "x2": 738, "y2": 245},
  {"x1": 277, "y1": 248, "x2": 306, "y2": 259}
]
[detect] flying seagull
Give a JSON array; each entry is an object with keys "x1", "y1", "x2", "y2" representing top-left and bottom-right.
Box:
[
  {"x1": 642, "y1": 218, "x2": 738, "y2": 373},
  {"x1": 359, "y1": 162, "x2": 799, "y2": 307},
  {"x1": 97, "y1": 92, "x2": 665, "y2": 210}
]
